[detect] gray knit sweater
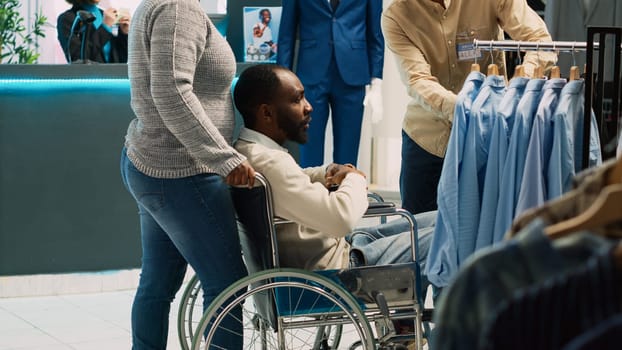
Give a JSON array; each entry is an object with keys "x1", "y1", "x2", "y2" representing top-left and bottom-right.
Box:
[{"x1": 125, "y1": 0, "x2": 245, "y2": 179}]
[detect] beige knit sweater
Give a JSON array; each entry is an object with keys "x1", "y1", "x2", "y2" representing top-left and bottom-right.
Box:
[{"x1": 125, "y1": 0, "x2": 246, "y2": 179}]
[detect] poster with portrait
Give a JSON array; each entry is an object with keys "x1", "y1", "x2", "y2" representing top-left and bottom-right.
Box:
[{"x1": 243, "y1": 6, "x2": 281, "y2": 63}]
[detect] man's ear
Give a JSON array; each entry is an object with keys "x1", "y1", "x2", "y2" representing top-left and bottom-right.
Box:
[{"x1": 258, "y1": 103, "x2": 274, "y2": 121}]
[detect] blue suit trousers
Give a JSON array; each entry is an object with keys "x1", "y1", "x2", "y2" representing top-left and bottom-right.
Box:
[{"x1": 301, "y1": 57, "x2": 365, "y2": 167}]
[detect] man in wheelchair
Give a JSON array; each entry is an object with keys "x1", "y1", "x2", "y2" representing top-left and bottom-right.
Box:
[{"x1": 232, "y1": 63, "x2": 434, "y2": 290}]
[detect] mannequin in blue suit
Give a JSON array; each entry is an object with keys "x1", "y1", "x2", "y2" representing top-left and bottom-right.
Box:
[{"x1": 277, "y1": 0, "x2": 384, "y2": 167}]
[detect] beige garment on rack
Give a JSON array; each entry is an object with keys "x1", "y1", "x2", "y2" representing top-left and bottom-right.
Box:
[{"x1": 506, "y1": 158, "x2": 622, "y2": 239}]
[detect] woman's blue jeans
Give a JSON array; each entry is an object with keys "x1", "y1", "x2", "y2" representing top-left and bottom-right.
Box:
[{"x1": 120, "y1": 148, "x2": 247, "y2": 350}]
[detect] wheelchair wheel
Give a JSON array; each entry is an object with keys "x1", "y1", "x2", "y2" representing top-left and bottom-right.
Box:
[
  {"x1": 177, "y1": 274, "x2": 202, "y2": 350},
  {"x1": 177, "y1": 273, "x2": 344, "y2": 350},
  {"x1": 191, "y1": 268, "x2": 375, "y2": 350}
]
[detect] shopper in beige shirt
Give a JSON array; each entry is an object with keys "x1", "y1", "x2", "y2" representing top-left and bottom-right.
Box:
[{"x1": 382, "y1": 0, "x2": 556, "y2": 214}]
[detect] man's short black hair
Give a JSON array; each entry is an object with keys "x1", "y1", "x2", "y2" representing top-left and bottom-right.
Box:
[{"x1": 234, "y1": 64, "x2": 285, "y2": 129}]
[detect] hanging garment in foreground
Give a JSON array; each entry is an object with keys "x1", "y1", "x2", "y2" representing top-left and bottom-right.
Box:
[{"x1": 433, "y1": 158, "x2": 622, "y2": 350}]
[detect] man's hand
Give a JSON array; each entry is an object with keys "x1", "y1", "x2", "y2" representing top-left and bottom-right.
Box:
[
  {"x1": 325, "y1": 163, "x2": 366, "y2": 189},
  {"x1": 118, "y1": 16, "x2": 130, "y2": 35},
  {"x1": 226, "y1": 161, "x2": 256, "y2": 188},
  {"x1": 103, "y1": 8, "x2": 118, "y2": 27}
]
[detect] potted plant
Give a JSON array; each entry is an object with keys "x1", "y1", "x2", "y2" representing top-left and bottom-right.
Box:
[{"x1": 0, "y1": 0, "x2": 47, "y2": 64}]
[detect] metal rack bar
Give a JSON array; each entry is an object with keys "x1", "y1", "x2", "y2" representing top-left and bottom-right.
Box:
[
  {"x1": 473, "y1": 39, "x2": 598, "y2": 52},
  {"x1": 476, "y1": 30, "x2": 622, "y2": 169}
]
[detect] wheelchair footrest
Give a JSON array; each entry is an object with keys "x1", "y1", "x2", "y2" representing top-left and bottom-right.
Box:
[{"x1": 336, "y1": 263, "x2": 419, "y2": 304}]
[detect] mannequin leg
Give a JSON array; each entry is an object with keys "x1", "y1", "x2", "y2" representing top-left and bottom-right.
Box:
[
  {"x1": 330, "y1": 77, "x2": 365, "y2": 166},
  {"x1": 300, "y1": 80, "x2": 330, "y2": 167}
]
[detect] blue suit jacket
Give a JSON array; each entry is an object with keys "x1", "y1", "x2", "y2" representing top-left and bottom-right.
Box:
[{"x1": 277, "y1": 0, "x2": 384, "y2": 86}]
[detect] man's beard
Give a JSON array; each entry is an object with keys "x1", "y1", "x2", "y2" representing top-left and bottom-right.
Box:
[{"x1": 277, "y1": 114, "x2": 310, "y2": 144}]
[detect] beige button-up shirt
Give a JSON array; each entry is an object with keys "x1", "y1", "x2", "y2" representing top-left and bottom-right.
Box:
[
  {"x1": 235, "y1": 128, "x2": 369, "y2": 270},
  {"x1": 382, "y1": 0, "x2": 557, "y2": 157}
]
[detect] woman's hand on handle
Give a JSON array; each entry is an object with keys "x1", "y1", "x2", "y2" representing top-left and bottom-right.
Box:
[{"x1": 226, "y1": 161, "x2": 256, "y2": 188}]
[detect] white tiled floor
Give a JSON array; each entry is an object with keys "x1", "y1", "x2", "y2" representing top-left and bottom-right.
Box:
[
  {"x1": 0, "y1": 283, "x2": 432, "y2": 350},
  {"x1": 0, "y1": 287, "x2": 185, "y2": 350}
]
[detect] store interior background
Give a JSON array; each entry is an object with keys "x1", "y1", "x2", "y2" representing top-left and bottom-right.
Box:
[
  {"x1": 0, "y1": 0, "x2": 411, "y2": 297},
  {"x1": 4, "y1": 2, "x2": 621, "y2": 349},
  {"x1": 8, "y1": 0, "x2": 545, "y2": 201},
  {"x1": 15, "y1": 0, "x2": 406, "y2": 192}
]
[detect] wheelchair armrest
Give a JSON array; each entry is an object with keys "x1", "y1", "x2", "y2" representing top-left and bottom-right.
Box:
[
  {"x1": 365, "y1": 201, "x2": 396, "y2": 216},
  {"x1": 367, "y1": 191, "x2": 385, "y2": 203}
]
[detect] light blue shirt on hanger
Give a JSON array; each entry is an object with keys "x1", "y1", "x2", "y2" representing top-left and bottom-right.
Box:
[
  {"x1": 427, "y1": 71, "x2": 485, "y2": 288},
  {"x1": 493, "y1": 78, "x2": 546, "y2": 242},
  {"x1": 476, "y1": 76, "x2": 529, "y2": 250},
  {"x1": 515, "y1": 78, "x2": 567, "y2": 216},
  {"x1": 562, "y1": 79, "x2": 603, "y2": 173},
  {"x1": 456, "y1": 74, "x2": 506, "y2": 262},
  {"x1": 547, "y1": 79, "x2": 584, "y2": 200}
]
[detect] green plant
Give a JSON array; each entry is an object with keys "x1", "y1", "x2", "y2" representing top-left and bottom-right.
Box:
[{"x1": 0, "y1": 0, "x2": 47, "y2": 64}]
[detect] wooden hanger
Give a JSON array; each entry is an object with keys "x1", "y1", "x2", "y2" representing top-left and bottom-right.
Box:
[
  {"x1": 569, "y1": 66, "x2": 581, "y2": 81},
  {"x1": 607, "y1": 155, "x2": 622, "y2": 185},
  {"x1": 487, "y1": 63, "x2": 499, "y2": 76},
  {"x1": 545, "y1": 183, "x2": 622, "y2": 239},
  {"x1": 513, "y1": 64, "x2": 525, "y2": 78},
  {"x1": 550, "y1": 66, "x2": 561, "y2": 79},
  {"x1": 534, "y1": 65, "x2": 544, "y2": 79},
  {"x1": 545, "y1": 157, "x2": 622, "y2": 239},
  {"x1": 471, "y1": 63, "x2": 481, "y2": 72}
]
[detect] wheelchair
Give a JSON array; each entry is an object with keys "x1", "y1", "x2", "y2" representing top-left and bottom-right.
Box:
[{"x1": 178, "y1": 173, "x2": 432, "y2": 350}]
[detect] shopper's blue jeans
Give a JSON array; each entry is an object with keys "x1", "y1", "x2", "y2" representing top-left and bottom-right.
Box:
[
  {"x1": 400, "y1": 131, "x2": 444, "y2": 214},
  {"x1": 348, "y1": 210, "x2": 437, "y2": 299},
  {"x1": 120, "y1": 148, "x2": 247, "y2": 350}
]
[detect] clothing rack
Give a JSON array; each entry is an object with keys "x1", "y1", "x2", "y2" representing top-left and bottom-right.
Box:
[
  {"x1": 474, "y1": 32, "x2": 622, "y2": 169},
  {"x1": 473, "y1": 39, "x2": 596, "y2": 53}
]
